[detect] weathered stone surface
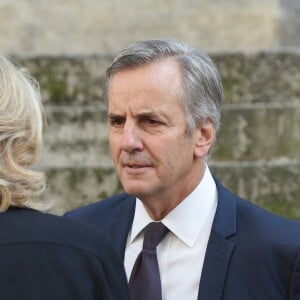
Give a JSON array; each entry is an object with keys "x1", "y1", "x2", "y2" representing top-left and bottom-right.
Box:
[
  {"x1": 41, "y1": 167, "x2": 119, "y2": 215},
  {"x1": 42, "y1": 163, "x2": 300, "y2": 219},
  {"x1": 210, "y1": 162, "x2": 300, "y2": 220},
  {"x1": 280, "y1": 0, "x2": 300, "y2": 47},
  {"x1": 18, "y1": 51, "x2": 299, "y2": 220},
  {"x1": 0, "y1": 0, "x2": 285, "y2": 56},
  {"x1": 41, "y1": 106, "x2": 110, "y2": 167},
  {"x1": 16, "y1": 51, "x2": 300, "y2": 107},
  {"x1": 214, "y1": 104, "x2": 300, "y2": 160},
  {"x1": 214, "y1": 51, "x2": 300, "y2": 103},
  {"x1": 40, "y1": 102, "x2": 300, "y2": 167},
  {"x1": 18, "y1": 56, "x2": 111, "y2": 105}
]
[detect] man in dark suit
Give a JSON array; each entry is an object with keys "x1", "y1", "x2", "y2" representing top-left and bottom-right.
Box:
[
  {"x1": 0, "y1": 54, "x2": 129, "y2": 300},
  {"x1": 66, "y1": 38, "x2": 300, "y2": 299}
]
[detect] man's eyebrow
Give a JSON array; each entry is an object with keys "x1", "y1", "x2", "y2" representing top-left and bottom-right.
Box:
[
  {"x1": 108, "y1": 110, "x2": 167, "y2": 119},
  {"x1": 108, "y1": 112, "x2": 123, "y2": 118},
  {"x1": 136, "y1": 111, "x2": 158, "y2": 118}
]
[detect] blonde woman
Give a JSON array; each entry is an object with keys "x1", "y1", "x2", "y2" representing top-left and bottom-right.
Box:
[{"x1": 0, "y1": 55, "x2": 129, "y2": 300}]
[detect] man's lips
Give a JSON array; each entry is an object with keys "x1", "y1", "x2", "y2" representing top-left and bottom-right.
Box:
[
  {"x1": 122, "y1": 162, "x2": 152, "y2": 168},
  {"x1": 122, "y1": 163, "x2": 152, "y2": 175}
]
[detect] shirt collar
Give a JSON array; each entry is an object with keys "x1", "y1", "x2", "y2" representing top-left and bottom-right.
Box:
[{"x1": 130, "y1": 165, "x2": 218, "y2": 247}]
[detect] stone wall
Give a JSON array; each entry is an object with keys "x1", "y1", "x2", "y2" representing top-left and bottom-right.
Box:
[
  {"x1": 1, "y1": 0, "x2": 299, "y2": 218},
  {"x1": 0, "y1": 0, "x2": 299, "y2": 56},
  {"x1": 16, "y1": 51, "x2": 300, "y2": 218}
]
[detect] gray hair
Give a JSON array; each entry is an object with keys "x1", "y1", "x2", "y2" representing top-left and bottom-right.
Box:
[
  {"x1": 0, "y1": 55, "x2": 46, "y2": 212},
  {"x1": 106, "y1": 38, "x2": 223, "y2": 137}
]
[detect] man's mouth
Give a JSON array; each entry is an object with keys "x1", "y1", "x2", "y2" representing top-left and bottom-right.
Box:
[{"x1": 123, "y1": 163, "x2": 151, "y2": 168}]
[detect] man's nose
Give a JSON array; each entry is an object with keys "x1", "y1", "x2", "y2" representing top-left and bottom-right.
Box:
[{"x1": 121, "y1": 121, "x2": 143, "y2": 152}]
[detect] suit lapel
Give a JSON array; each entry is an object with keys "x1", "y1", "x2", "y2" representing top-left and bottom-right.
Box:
[
  {"x1": 109, "y1": 194, "x2": 136, "y2": 259},
  {"x1": 197, "y1": 179, "x2": 237, "y2": 300},
  {"x1": 197, "y1": 232, "x2": 235, "y2": 299}
]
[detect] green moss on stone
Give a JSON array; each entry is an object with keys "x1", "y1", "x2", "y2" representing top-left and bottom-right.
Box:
[{"x1": 260, "y1": 199, "x2": 300, "y2": 220}]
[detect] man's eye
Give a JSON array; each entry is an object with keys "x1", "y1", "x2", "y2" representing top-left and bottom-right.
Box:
[
  {"x1": 147, "y1": 119, "x2": 158, "y2": 125},
  {"x1": 142, "y1": 118, "x2": 161, "y2": 125},
  {"x1": 110, "y1": 118, "x2": 124, "y2": 126}
]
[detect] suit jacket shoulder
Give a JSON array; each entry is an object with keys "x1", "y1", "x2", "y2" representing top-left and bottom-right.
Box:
[
  {"x1": 66, "y1": 193, "x2": 135, "y2": 221},
  {"x1": 0, "y1": 207, "x2": 130, "y2": 300},
  {"x1": 215, "y1": 178, "x2": 300, "y2": 243},
  {"x1": 65, "y1": 193, "x2": 136, "y2": 258},
  {"x1": 201, "y1": 179, "x2": 300, "y2": 300}
]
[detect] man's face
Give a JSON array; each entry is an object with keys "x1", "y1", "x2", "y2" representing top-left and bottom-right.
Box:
[{"x1": 107, "y1": 60, "x2": 209, "y2": 204}]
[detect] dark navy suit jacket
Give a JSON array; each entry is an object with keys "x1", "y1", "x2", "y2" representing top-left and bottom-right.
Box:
[
  {"x1": 0, "y1": 207, "x2": 130, "y2": 300},
  {"x1": 66, "y1": 179, "x2": 300, "y2": 299}
]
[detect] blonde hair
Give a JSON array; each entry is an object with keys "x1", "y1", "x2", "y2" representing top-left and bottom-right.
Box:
[{"x1": 0, "y1": 55, "x2": 46, "y2": 212}]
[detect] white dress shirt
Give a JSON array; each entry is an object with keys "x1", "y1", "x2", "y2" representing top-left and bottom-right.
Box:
[{"x1": 124, "y1": 165, "x2": 218, "y2": 300}]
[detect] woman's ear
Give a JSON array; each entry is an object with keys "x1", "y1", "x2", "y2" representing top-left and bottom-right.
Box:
[{"x1": 193, "y1": 119, "x2": 215, "y2": 158}]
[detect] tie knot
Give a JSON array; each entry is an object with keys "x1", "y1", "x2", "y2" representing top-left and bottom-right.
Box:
[{"x1": 143, "y1": 222, "x2": 168, "y2": 250}]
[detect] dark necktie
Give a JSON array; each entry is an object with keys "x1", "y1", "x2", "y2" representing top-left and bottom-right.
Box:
[{"x1": 129, "y1": 222, "x2": 169, "y2": 300}]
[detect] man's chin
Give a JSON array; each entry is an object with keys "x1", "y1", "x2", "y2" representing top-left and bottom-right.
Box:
[{"x1": 122, "y1": 184, "x2": 150, "y2": 198}]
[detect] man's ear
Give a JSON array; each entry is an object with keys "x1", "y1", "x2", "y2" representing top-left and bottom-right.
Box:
[{"x1": 193, "y1": 119, "x2": 215, "y2": 158}]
